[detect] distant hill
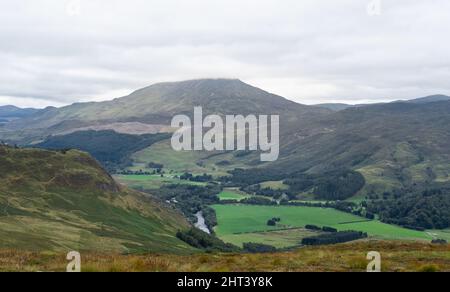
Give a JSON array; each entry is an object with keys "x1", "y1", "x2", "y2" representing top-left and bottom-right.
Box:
[
  {"x1": 0, "y1": 106, "x2": 39, "y2": 127},
  {"x1": 0, "y1": 145, "x2": 192, "y2": 253},
  {"x1": 0, "y1": 105, "x2": 38, "y2": 119},
  {"x1": 1, "y1": 79, "x2": 331, "y2": 143},
  {"x1": 317, "y1": 95, "x2": 450, "y2": 110},
  {"x1": 315, "y1": 103, "x2": 355, "y2": 111},
  {"x1": 402, "y1": 94, "x2": 450, "y2": 104}
]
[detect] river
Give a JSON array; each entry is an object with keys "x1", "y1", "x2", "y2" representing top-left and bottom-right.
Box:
[{"x1": 194, "y1": 211, "x2": 211, "y2": 234}]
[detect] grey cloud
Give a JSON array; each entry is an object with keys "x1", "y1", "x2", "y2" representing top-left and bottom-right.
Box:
[{"x1": 1, "y1": 0, "x2": 450, "y2": 107}]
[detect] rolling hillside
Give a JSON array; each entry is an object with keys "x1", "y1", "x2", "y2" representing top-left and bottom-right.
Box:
[
  {"x1": 270, "y1": 101, "x2": 450, "y2": 194},
  {"x1": 125, "y1": 97, "x2": 450, "y2": 201},
  {"x1": 3, "y1": 80, "x2": 449, "y2": 202},
  {"x1": 0, "y1": 145, "x2": 193, "y2": 253}
]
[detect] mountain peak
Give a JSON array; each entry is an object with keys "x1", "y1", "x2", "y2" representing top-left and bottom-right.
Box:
[
  {"x1": 123, "y1": 78, "x2": 304, "y2": 115},
  {"x1": 153, "y1": 78, "x2": 243, "y2": 86},
  {"x1": 131, "y1": 78, "x2": 248, "y2": 95},
  {"x1": 1, "y1": 79, "x2": 331, "y2": 141}
]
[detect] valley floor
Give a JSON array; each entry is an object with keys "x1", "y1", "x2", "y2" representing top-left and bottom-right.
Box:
[{"x1": 1, "y1": 241, "x2": 449, "y2": 272}]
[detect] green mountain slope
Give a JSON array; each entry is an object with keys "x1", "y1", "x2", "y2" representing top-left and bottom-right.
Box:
[
  {"x1": 0, "y1": 145, "x2": 193, "y2": 253},
  {"x1": 126, "y1": 99, "x2": 449, "y2": 201},
  {"x1": 222, "y1": 101, "x2": 450, "y2": 198}
]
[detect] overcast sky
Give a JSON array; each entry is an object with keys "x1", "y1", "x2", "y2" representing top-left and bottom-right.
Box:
[{"x1": 1, "y1": 0, "x2": 449, "y2": 108}]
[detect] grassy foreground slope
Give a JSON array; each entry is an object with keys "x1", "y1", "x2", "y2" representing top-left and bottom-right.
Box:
[
  {"x1": 0, "y1": 146, "x2": 193, "y2": 254},
  {"x1": 1, "y1": 242, "x2": 448, "y2": 272}
]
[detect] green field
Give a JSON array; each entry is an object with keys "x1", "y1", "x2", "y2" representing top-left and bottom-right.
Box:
[
  {"x1": 212, "y1": 205, "x2": 432, "y2": 247},
  {"x1": 260, "y1": 181, "x2": 289, "y2": 190},
  {"x1": 130, "y1": 140, "x2": 255, "y2": 177},
  {"x1": 218, "y1": 190, "x2": 250, "y2": 201},
  {"x1": 427, "y1": 229, "x2": 450, "y2": 241},
  {"x1": 131, "y1": 140, "x2": 228, "y2": 176},
  {"x1": 219, "y1": 228, "x2": 321, "y2": 249}
]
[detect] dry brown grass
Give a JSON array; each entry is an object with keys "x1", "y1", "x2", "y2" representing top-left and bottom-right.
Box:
[{"x1": 1, "y1": 241, "x2": 449, "y2": 272}]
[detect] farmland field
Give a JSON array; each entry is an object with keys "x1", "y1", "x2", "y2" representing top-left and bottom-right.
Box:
[
  {"x1": 131, "y1": 140, "x2": 228, "y2": 176},
  {"x1": 218, "y1": 190, "x2": 250, "y2": 201},
  {"x1": 427, "y1": 229, "x2": 450, "y2": 241},
  {"x1": 212, "y1": 205, "x2": 432, "y2": 247},
  {"x1": 260, "y1": 181, "x2": 289, "y2": 190},
  {"x1": 219, "y1": 228, "x2": 322, "y2": 249},
  {"x1": 130, "y1": 140, "x2": 254, "y2": 177}
]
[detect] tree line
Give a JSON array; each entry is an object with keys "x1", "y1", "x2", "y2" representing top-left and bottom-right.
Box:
[
  {"x1": 367, "y1": 183, "x2": 450, "y2": 230},
  {"x1": 176, "y1": 228, "x2": 239, "y2": 253},
  {"x1": 301, "y1": 231, "x2": 368, "y2": 246}
]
